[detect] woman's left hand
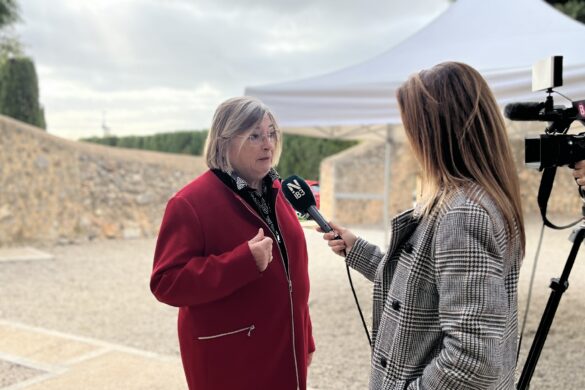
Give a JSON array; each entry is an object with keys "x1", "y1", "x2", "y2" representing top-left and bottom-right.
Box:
[{"x1": 307, "y1": 352, "x2": 313, "y2": 367}]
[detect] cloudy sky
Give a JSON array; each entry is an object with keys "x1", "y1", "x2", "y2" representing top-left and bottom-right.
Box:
[{"x1": 14, "y1": 0, "x2": 449, "y2": 139}]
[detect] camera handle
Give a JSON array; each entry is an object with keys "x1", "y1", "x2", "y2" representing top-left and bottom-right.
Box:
[
  {"x1": 517, "y1": 221, "x2": 585, "y2": 389},
  {"x1": 537, "y1": 167, "x2": 581, "y2": 230}
]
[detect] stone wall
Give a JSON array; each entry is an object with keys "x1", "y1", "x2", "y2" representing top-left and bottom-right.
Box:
[
  {"x1": 0, "y1": 115, "x2": 207, "y2": 246},
  {"x1": 321, "y1": 121, "x2": 585, "y2": 226},
  {"x1": 320, "y1": 138, "x2": 418, "y2": 226},
  {"x1": 2, "y1": 114, "x2": 583, "y2": 245}
]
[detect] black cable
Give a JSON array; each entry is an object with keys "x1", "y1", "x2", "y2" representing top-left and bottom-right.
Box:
[
  {"x1": 345, "y1": 262, "x2": 372, "y2": 348},
  {"x1": 337, "y1": 240, "x2": 372, "y2": 348}
]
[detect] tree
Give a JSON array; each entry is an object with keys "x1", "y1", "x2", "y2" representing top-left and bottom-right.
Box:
[
  {"x1": 0, "y1": 1, "x2": 46, "y2": 129},
  {"x1": 0, "y1": 56, "x2": 46, "y2": 128},
  {"x1": 0, "y1": 0, "x2": 21, "y2": 59},
  {"x1": 451, "y1": 0, "x2": 585, "y2": 23},
  {"x1": 546, "y1": 0, "x2": 585, "y2": 23},
  {"x1": 0, "y1": 0, "x2": 19, "y2": 29}
]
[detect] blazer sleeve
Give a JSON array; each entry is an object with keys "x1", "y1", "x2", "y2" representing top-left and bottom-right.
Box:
[
  {"x1": 345, "y1": 208, "x2": 416, "y2": 282},
  {"x1": 410, "y1": 205, "x2": 509, "y2": 390},
  {"x1": 345, "y1": 237, "x2": 385, "y2": 282},
  {"x1": 150, "y1": 195, "x2": 262, "y2": 307}
]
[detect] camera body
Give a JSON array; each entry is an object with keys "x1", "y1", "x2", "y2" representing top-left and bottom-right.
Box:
[
  {"x1": 525, "y1": 133, "x2": 585, "y2": 170},
  {"x1": 504, "y1": 56, "x2": 585, "y2": 170}
]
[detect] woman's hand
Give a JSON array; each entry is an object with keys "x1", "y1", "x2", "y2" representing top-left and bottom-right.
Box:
[
  {"x1": 573, "y1": 160, "x2": 585, "y2": 186},
  {"x1": 317, "y1": 221, "x2": 357, "y2": 257},
  {"x1": 248, "y1": 228, "x2": 273, "y2": 272}
]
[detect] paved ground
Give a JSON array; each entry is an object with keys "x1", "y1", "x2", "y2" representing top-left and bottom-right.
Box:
[{"x1": 1, "y1": 217, "x2": 585, "y2": 389}]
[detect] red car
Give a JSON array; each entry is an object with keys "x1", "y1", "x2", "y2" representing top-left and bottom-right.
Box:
[{"x1": 305, "y1": 180, "x2": 320, "y2": 209}]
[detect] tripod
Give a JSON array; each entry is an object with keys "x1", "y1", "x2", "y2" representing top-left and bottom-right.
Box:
[{"x1": 517, "y1": 219, "x2": 585, "y2": 389}]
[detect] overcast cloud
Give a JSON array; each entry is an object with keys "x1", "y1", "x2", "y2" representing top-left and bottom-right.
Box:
[{"x1": 15, "y1": 0, "x2": 449, "y2": 139}]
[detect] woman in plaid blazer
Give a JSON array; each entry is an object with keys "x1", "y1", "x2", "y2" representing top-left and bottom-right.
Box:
[{"x1": 322, "y1": 62, "x2": 525, "y2": 389}]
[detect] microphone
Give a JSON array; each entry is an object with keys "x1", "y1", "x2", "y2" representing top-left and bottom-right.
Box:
[
  {"x1": 281, "y1": 175, "x2": 335, "y2": 234},
  {"x1": 504, "y1": 102, "x2": 545, "y2": 121},
  {"x1": 283, "y1": 175, "x2": 370, "y2": 345}
]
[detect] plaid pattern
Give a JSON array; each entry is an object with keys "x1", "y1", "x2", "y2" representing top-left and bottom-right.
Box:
[{"x1": 346, "y1": 184, "x2": 522, "y2": 390}]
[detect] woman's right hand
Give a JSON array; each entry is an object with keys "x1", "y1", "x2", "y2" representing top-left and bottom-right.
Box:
[
  {"x1": 317, "y1": 221, "x2": 357, "y2": 257},
  {"x1": 573, "y1": 160, "x2": 585, "y2": 186},
  {"x1": 248, "y1": 228, "x2": 273, "y2": 272}
]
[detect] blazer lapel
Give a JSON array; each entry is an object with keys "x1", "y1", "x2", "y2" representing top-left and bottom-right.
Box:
[{"x1": 386, "y1": 209, "x2": 419, "y2": 257}]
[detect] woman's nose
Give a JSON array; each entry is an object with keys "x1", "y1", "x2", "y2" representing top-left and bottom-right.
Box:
[{"x1": 261, "y1": 136, "x2": 274, "y2": 149}]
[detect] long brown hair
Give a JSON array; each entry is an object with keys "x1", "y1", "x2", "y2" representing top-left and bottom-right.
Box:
[{"x1": 396, "y1": 61, "x2": 525, "y2": 251}]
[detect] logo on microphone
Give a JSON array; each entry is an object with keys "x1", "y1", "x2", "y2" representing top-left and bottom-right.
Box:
[{"x1": 286, "y1": 180, "x2": 305, "y2": 199}]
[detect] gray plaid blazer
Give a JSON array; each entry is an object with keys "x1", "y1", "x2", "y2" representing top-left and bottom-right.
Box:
[{"x1": 346, "y1": 184, "x2": 522, "y2": 390}]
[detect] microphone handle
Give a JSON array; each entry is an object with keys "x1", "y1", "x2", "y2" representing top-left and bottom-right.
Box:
[
  {"x1": 307, "y1": 205, "x2": 332, "y2": 232},
  {"x1": 307, "y1": 206, "x2": 345, "y2": 254}
]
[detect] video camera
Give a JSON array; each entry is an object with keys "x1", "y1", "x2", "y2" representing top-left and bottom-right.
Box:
[
  {"x1": 506, "y1": 57, "x2": 585, "y2": 390},
  {"x1": 504, "y1": 56, "x2": 585, "y2": 170}
]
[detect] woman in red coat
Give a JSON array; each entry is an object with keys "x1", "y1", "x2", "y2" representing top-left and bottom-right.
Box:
[{"x1": 150, "y1": 96, "x2": 315, "y2": 390}]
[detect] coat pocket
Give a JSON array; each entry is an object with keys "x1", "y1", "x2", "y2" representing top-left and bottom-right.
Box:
[
  {"x1": 195, "y1": 324, "x2": 260, "y2": 388},
  {"x1": 197, "y1": 324, "x2": 256, "y2": 340}
]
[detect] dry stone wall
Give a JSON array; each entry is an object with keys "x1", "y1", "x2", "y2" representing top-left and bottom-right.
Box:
[
  {"x1": 0, "y1": 115, "x2": 207, "y2": 246},
  {"x1": 321, "y1": 121, "x2": 585, "y2": 226}
]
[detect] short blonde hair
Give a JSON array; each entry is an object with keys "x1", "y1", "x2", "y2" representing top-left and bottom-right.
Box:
[{"x1": 204, "y1": 96, "x2": 282, "y2": 173}]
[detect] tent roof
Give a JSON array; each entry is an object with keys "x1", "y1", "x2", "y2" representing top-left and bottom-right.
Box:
[{"x1": 246, "y1": 0, "x2": 585, "y2": 140}]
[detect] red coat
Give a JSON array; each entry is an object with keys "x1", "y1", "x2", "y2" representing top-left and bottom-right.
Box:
[{"x1": 151, "y1": 170, "x2": 315, "y2": 390}]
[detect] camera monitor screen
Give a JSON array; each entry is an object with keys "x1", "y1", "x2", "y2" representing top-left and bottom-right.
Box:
[{"x1": 532, "y1": 56, "x2": 563, "y2": 92}]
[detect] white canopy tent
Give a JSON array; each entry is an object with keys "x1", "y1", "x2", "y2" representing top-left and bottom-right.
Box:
[{"x1": 246, "y1": 0, "x2": 585, "y2": 229}]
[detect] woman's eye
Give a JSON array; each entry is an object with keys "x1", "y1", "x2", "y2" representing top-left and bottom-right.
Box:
[{"x1": 249, "y1": 134, "x2": 261, "y2": 142}]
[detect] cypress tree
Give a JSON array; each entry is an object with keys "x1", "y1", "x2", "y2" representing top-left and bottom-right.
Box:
[{"x1": 0, "y1": 56, "x2": 46, "y2": 129}]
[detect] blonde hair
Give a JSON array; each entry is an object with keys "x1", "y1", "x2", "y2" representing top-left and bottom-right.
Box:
[
  {"x1": 396, "y1": 61, "x2": 525, "y2": 251},
  {"x1": 204, "y1": 96, "x2": 282, "y2": 173}
]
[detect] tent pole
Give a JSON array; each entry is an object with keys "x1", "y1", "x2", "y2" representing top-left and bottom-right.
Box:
[
  {"x1": 384, "y1": 125, "x2": 392, "y2": 247},
  {"x1": 331, "y1": 163, "x2": 337, "y2": 222}
]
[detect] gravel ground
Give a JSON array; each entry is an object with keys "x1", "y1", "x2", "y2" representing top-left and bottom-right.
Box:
[
  {"x1": 0, "y1": 360, "x2": 45, "y2": 388},
  {"x1": 1, "y1": 217, "x2": 584, "y2": 389}
]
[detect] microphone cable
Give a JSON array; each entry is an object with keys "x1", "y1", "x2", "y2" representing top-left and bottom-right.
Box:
[
  {"x1": 336, "y1": 235, "x2": 372, "y2": 348},
  {"x1": 346, "y1": 263, "x2": 372, "y2": 347}
]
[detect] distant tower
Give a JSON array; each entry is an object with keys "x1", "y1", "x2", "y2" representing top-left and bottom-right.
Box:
[{"x1": 102, "y1": 110, "x2": 111, "y2": 137}]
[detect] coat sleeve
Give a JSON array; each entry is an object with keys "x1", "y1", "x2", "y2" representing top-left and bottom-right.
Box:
[
  {"x1": 410, "y1": 205, "x2": 509, "y2": 390},
  {"x1": 306, "y1": 305, "x2": 316, "y2": 354},
  {"x1": 150, "y1": 195, "x2": 262, "y2": 307}
]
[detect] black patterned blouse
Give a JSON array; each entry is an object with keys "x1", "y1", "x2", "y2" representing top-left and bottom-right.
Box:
[{"x1": 212, "y1": 168, "x2": 289, "y2": 272}]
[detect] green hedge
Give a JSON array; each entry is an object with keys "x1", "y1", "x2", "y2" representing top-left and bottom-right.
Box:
[
  {"x1": 83, "y1": 131, "x2": 357, "y2": 180},
  {"x1": 84, "y1": 131, "x2": 208, "y2": 155},
  {"x1": 277, "y1": 134, "x2": 357, "y2": 179}
]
